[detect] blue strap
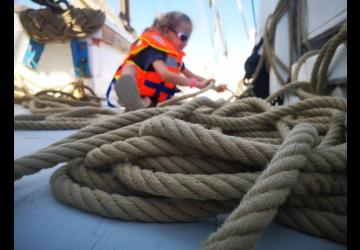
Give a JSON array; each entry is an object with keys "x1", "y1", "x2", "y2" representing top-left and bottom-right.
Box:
[
  {"x1": 22, "y1": 39, "x2": 45, "y2": 69},
  {"x1": 144, "y1": 80, "x2": 176, "y2": 101},
  {"x1": 105, "y1": 78, "x2": 117, "y2": 107},
  {"x1": 70, "y1": 39, "x2": 92, "y2": 78}
]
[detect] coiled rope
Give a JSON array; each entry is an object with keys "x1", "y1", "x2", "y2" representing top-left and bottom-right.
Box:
[
  {"x1": 14, "y1": 91, "x2": 347, "y2": 247},
  {"x1": 14, "y1": 76, "x2": 114, "y2": 130},
  {"x1": 14, "y1": 11, "x2": 347, "y2": 250},
  {"x1": 15, "y1": 0, "x2": 108, "y2": 128},
  {"x1": 14, "y1": 94, "x2": 118, "y2": 130},
  {"x1": 14, "y1": 71, "x2": 104, "y2": 105},
  {"x1": 19, "y1": 2, "x2": 105, "y2": 42}
]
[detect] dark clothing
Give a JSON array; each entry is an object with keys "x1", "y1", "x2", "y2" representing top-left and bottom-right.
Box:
[
  {"x1": 244, "y1": 38, "x2": 269, "y2": 99},
  {"x1": 129, "y1": 47, "x2": 184, "y2": 106},
  {"x1": 130, "y1": 47, "x2": 185, "y2": 71}
]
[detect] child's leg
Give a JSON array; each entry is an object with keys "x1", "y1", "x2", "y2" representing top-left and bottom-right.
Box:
[
  {"x1": 115, "y1": 64, "x2": 145, "y2": 111},
  {"x1": 141, "y1": 96, "x2": 152, "y2": 107},
  {"x1": 121, "y1": 63, "x2": 136, "y2": 75}
]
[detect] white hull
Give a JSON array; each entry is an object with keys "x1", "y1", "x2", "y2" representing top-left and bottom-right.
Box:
[{"x1": 14, "y1": 1, "x2": 135, "y2": 101}]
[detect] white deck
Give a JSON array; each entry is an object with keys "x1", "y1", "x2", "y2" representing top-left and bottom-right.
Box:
[{"x1": 14, "y1": 127, "x2": 346, "y2": 250}]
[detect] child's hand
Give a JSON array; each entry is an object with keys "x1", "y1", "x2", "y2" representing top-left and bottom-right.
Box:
[{"x1": 214, "y1": 84, "x2": 227, "y2": 92}]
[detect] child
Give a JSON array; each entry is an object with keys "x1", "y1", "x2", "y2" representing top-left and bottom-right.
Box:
[{"x1": 106, "y1": 11, "x2": 227, "y2": 111}]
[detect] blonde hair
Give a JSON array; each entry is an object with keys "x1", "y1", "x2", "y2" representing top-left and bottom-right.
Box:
[{"x1": 146, "y1": 11, "x2": 192, "y2": 34}]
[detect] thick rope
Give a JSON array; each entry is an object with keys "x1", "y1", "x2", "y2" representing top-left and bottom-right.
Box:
[
  {"x1": 253, "y1": 24, "x2": 346, "y2": 104},
  {"x1": 19, "y1": 6, "x2": 105, "y2": 42},
  {"x1": 262, "y1": 0, "x2": 290, "y2": 86},
  {"x1": 14, "y1": 90, "x2": 116, "y2": 130},
  {"x1": 202, "y1": 124, "x2": 320, "y2": 250},
  {"x1": 315, "y1": 24, "x2": 347, "y2": 95},
  {"x1": 14, "y1": 73, "x2": 102, "y2": 104},
  {"x1": 243, "y1": 5, "x2": 346, "y2": 102},
  {"x1": 15, "y1": 92, "x2": 347, "y2": 247},
  {"x1": 157, "y1": 80, "x2": 235, "y2": 107},
  {"x1": 14, "y1": 8, "x2": 347, "y2": 250}
]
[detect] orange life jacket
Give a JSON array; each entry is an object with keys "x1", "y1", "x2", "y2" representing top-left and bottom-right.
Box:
[{"x1": 106, "y1": 31, "x2": 185, "y2": 107}]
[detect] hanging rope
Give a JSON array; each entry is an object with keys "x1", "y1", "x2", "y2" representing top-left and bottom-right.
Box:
[
  {"x1": 262, "y1": 0, "x2": 290, "y2": 86},
  {"x1": 242, "y1": 13, "x2": 346, "y2": 102},
  {"x1": 19, "y1": 0, "x2": 105, "y2": 42}
]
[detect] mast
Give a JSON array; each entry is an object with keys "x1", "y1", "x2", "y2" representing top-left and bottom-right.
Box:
[
  {"x1": 118, "y1": 0, "x2": 134, "y2": 32},
  {"x1": 208, "y1": 0, "x2": 228, "y2": 58}
]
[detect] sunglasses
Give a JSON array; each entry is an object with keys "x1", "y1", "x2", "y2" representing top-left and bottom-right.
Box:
[{"x1": 168, "y1": 27, "x2": 190, "y2": 42}]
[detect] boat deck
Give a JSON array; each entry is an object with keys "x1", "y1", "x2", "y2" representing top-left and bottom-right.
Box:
[{"x1": 14, "y1": 105, "x2": 346, "y2": 250}]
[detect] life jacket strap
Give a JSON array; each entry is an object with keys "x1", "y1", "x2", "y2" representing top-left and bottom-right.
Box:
[{"x1": 144, "y1": 80, "x2": 176, "y2": 101}]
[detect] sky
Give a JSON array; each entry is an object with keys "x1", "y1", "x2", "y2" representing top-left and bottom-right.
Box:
[{"x1": 15, "y1": 0, "x2": 260, "y2": 95}]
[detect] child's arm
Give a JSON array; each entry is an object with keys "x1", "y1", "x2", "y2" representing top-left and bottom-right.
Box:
[
  {"x1": 153, "y1": 60, "x2": 209, "y2": 88},
  {"x1": 181, "y1": 67, "x2": 207, "y2": 82},
  {"x1": 182, "y1": 66, "x2": 228, "y2": 92}
]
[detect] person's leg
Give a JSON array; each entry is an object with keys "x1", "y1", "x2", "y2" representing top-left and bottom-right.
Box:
[
  {"x1": 115, "y1": 64, "x2": 145, "y2": 111},
  {"x1": 141, "y1": 96, "x2": 152, "y2": 107},
  {"x1": 121, "y1": 63, "x2": 136, "y2": 75}
]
